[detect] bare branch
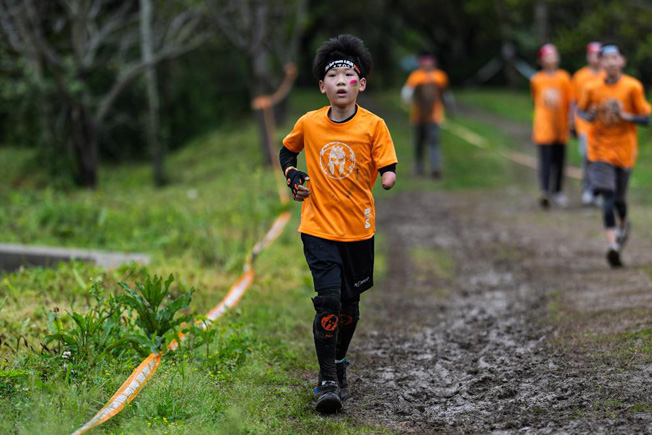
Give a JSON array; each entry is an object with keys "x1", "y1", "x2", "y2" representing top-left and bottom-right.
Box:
[
  {"x1": 164, "y1": 8, "x2": 196, "y2": 43},
  {"x1": 0, "y1": 0, "x2": 25, "y2": 52},
  {"x1": 168, "y1": 12, "x2": 202, "y2": 47},
  {"x1": 80, "y1": 1, "x2": 136, "y2": 68},
  {"x1": 83, "y1": 2, "x2": 138, "y2": 68},
  {"x1": 208, "y1": 0, "x2": 248, "y2": 49},
  {"x1": 22, "y1": 0, "x2": 64, "y2": 67},
  {"x1": 96, "y1": 32, "x2": 212, "y2": 123}
]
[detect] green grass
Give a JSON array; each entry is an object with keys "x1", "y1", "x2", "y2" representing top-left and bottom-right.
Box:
[
  {"x1": 455, "y1": 88, "x2": 652, "y2": 202},
  {"x1": 457, "y1": 88, "x2": 533, "y2": 124},
  {"x1": 372, "y1": 91, "x2": 511, "y2": 193},
  {"x1": 0, "y1": 86, "x2": 524, "y2": 434}
]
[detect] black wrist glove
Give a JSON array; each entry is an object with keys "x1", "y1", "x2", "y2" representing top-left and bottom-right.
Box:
[{"x1": 286, "y1": 168, "x2": 309, "y2": 197}]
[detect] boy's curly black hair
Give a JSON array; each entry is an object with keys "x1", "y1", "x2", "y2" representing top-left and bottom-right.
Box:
[{"x1": 312, "y1": 34, "x2": 373, "y2": 81}]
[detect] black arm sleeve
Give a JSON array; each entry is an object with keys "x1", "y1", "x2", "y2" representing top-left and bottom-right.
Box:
[
  {"x1": 630, "y1": 114, "x2": 650, "y2": 126},
  {"x1": 576, "y1": 109, "x2": 595, "y2": 122},
  {"x1": 379, "y1": 163, "x2": 397, "y2": 175},
  {"x1": 279, "y1": 146, "x2": 299, "y2": 174}
]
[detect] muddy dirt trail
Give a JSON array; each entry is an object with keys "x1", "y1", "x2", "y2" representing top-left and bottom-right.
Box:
[{"x1": 343, "y1": 188, "x2": 652, "y2": 434}]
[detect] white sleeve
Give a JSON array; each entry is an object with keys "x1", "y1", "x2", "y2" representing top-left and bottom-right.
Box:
[{"x1": 401, "y1": 85, "x2": 414, "y2": 105}]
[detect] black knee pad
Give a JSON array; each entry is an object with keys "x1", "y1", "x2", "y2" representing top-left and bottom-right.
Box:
[
  {"x1": 312, "y1": 288, "x2": 341, "y2": 340},
  {"x1": 339, "y1": 300, "x2": 360, "y2": 330}
]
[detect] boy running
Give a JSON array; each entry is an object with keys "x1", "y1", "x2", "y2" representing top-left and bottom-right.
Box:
[
  {"x1": 279, "y1": 34, "x2": 398, "y2": 413},
  {"x1": 530, "y1": 43, "x2": 572, "y2": 209},
  {"x1": 571, "y1": 42, "x2": 604, "y2": 206},
  {"x1": 401, "y1": 51, "x2": 450, "y2": 179},
  {"x1": 578, "y1": 45, "x2": 650, "y2": 267}
]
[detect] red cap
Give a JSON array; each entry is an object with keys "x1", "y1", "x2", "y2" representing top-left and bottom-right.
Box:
[
  {"x1": 537, "y1": 43, "x2": 557, "y2": 59},
  {"x1": 586, "y1": 42, "x2": 602, "y2": 54}
]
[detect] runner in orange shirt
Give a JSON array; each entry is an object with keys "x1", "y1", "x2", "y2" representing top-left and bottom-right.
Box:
[
  {"x1": 401, "y1": 51, "x2": 450, "y2": 178},
  {"x1": 279, "y1": 34, "x2": 398, "y2": 413},
  {"x1": 571, "y1": 42, "x2": 604, "y2": 206},
  {"x1": 530, "y1": 43, "x2": 573, "y2": 209},
  {"x1": 578, "y1": 45, "x2": 650, "y2": 267}
]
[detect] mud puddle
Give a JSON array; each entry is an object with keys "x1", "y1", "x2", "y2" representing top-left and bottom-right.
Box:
[{"x1": 345, "y1": 190, "x2": 652, "y2": 434}]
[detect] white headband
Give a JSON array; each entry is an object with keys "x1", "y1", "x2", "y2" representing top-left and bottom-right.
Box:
[
  {"x1": 601, "y1": 45, "x2": 620, "y2": 56},
  {"x1": 324, "y1": 59, "x2": 362, "y2": 76}
]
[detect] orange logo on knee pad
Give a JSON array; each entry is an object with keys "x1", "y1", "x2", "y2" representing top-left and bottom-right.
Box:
[
  {"x1": 321, "y1": 314, "x2": 339, "y2": 331},
  {"x1": 340, "y1": 314, "x2": 354, "y2": 326}
]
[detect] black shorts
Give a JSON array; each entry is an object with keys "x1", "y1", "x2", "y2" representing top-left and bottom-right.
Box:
[
  {"x1": 301, "y1": 233, "x2": 374, "y2": 302},
  {"x1": 589, "y1": 161, "x2": 631, "y2": 198}
]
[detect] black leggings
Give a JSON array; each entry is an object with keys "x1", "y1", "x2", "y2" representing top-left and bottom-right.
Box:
[
  {"x1": 601, "y1": 191, "x2": 627, "y2": 228},
  {"x1": 538, "y1": 143, "x2": 566, "y2": 194}
]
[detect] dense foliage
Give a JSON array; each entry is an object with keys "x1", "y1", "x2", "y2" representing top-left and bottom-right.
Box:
[{"x1": 0, "y1": 0, "x2": 650, "y2": 186}]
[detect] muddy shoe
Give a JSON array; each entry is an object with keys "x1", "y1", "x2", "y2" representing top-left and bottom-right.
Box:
[
  {"x1": 616, "y1": 221, "x2": 631, "y2": 249},
  {"x1": 336, "y1": 359, "x2": 351, "y2": 401},
  {"x1": 606, "y1": 245, "x2": 623, "y2": 268},
  {"x1": 539, "y1": 193, "x2": 550, "y2": 210},
  {"x1": 315, "y1": 380, "x2": 342, "y2": 414}
]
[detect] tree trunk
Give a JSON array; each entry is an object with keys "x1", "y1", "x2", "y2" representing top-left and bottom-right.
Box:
[
  {"x1": 140, "y1": 0, "x2": 165, "y2": 186},
  {"x1": 535, "y1": 0, "x2": 549, "y2": 44},
  {"x1": 249, "y1": 48, "x2": 275, "y2": 167},
  {"x1": 70, "y1": 104, "x2": 99, "y2": 188}
]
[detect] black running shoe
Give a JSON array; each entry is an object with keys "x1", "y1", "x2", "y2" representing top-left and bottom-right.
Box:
[
  {"x1": 539, "y1": 193, "x2": 550, "y2": 210},
  {"x1": 315, "y1": 380, "x2": 342, "y2": 414},
  {"x1": 336, "y1": 359, "x2": 351, "y2": 401},
  {"x1": 606, "y1": 246, "x2": 623, "y2": 268},
  {"x1": 616, "y1": 221, "x2": 631, "y2": 249}
]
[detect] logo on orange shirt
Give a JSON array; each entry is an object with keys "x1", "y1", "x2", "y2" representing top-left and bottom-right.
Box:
[
  {"x1": 598, "y1": 98, "x2": 622, "y2": 126},
  {"x1": 319, "y1": 142, "x2": 356, "y2": 179},
  {"x1": 542, "y1": 88, "x2": 560, "y2": 108}
]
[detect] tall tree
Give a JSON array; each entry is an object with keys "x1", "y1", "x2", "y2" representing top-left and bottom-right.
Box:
[
  {"x1": 0, "y1": 0, "x2": 211, "y2": 187},
  {"x1": 208, "y1": 0, "x2": 306, "y2": 166},
  {"x1": 139, "y1": 0, "x2": 163, "y2": 186}
]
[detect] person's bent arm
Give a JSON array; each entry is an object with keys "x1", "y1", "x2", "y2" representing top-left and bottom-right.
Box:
[
  {"x1": 401, "y1": 85, "x2": 413, "y2": 105},
  {"x1": 620, "y1": 112, "x2": 650, "y2": 126},
  {"x1": 577, "y1": 108, "x2": 596, "y2": 122},
  {"x1": 443, "y1": 90, "x2": 456, "y2": 117},
  {"x1": 379, "y1": 163, "x2": 396, "y2": 190},
  {"x1": 569, "y1": 101, "x2": 578, "y2": 134},
  {"x1": 279, "y1": 146, "x2": 310, "y2": 201},
  {"x1": 279, "y1": 146, "x2": 298, "y2": 174}
]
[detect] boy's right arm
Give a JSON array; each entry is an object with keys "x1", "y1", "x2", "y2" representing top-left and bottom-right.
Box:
[
  {"x1": 281, "y1": 117, "x2": 310, "y2": 201},
  {"x1": 279, "y1": 146, "x2": 310, "y2": 201}
]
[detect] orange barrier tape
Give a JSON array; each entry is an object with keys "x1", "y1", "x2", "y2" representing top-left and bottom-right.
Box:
[
  {"x1": 72, "y1": 355, "x2": 160, "y2": 435},
  {"x1": 443, "y1": 121, "x2": 582, "y2": 180},
  {"x1": 72, "y1": 212, "x2": 291, "y2": 434},
  {"x1": 73, "y1": 62, "x2": 296, "y2": 435}
]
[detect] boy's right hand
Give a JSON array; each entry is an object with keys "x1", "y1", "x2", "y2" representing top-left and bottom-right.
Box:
[{"x1": 286, "y1": 168, "x2": 310, "y2": 201}]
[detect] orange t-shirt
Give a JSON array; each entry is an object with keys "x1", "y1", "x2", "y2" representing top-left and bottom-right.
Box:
[
  {"x1": 530, "y1": 70, "x2": 572, "y2": 144},
  {"x1": 571, "y1": 66, "x2": 605, "y2": 135},
  {"x1": 405, "y1": 68, "x2": 449, "y2": 124},
  {"x1": 578, "y1": 75, "x2": 651, "y2": 168},
  {"x1": 283, "y1": 106, "x2": 398, "y2": 242}
]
